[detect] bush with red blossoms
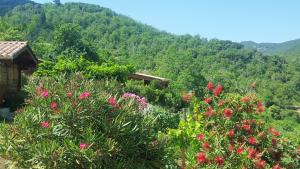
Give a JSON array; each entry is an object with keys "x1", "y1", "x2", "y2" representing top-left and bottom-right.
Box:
[
  {"x1": 0, "y1": 74, "x2": 165, "y2": 169},
  {"x1": 165, "y1": 82, "x2": 300, "y2": 168}
]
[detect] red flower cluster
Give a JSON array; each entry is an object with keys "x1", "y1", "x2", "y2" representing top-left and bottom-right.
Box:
[
  {"x1": 248, "y1": 137, "x2": 258, "y2": 145},
  {"x1": 214, "y1": 84, "x2": 223, "y2": 97},
  {"x1": 204, "y1": 98, "x2": 212, "y2": 104},
  {"x1": 182, "y1": 94, "x2": 191, "y2": 102},
  {"x1": 255, "y1": 159, "x2": 266, "y2": 169},
  {"x1": 181, "y1": 82, "x2": 298, "y2": 168},
  {"x1": 272, "y1": 164, "x2": 282, "y2": 169},
  {"x1": 241, "y1": 96, "x2": 250, "y2": 103},
  {"x1": 227, "y1": 130, "x2": 235, "y2": 137},
  {"x1": 257, "y1": 101, "x2": 264, "y2": 113},
  {"x1": 202, "y1": 142, "x2": 211, "y2": 150},
  {"x1": 214, "y1": 156, "x2": 224, "y2": 165},
  {"x1": 207, "y1": 82, "x2": 213, "y2": 91},
  {"x1": 243, "y1": 124, "x2": 251, "y2": 132},
  {"x1": 196, "y1": 152, "x2": 207, "y2": 164},
  {"x1": 224, "y1": 108, "x2": 233, "y2": 118},
  {"x1": 237, "y1": 147, "x2": 244, "y2": 154},
  {"x1": 228, "y1": 144, "x2": 235, "y2": 151},
  {"x1": 269, "y1": 127, "x2": 281, "y2": 137},
  {"x1": 197, "y1": 134, "x2": 205, "y2": 141},
  {"x1": 204, "y1": 107, "x2": 215, "y2": 117},
  {"x1": 247, "y1": 148, "x2": 257, "y2": 159}
]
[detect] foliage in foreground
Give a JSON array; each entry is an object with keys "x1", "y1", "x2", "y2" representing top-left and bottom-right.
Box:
[
  {"x1": 0, "y1": 74, "x2": 166, "y2": 169},
  {"x1": 164, "y1": 82, "x2": 300, "y2": 169}
]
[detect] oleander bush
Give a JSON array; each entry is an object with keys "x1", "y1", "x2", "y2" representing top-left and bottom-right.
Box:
[
  {"x1": 125, "y1": 80, "x2": 186, "y2": 112},
  {"x1": 0, "y1": 73, "x2": 166, "y2": 169},
  {"x1": 164, "y1": 82, "x2": 300, "y2": 169}
]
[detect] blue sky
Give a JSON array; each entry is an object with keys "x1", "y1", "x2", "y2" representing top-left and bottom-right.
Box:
[{"x1": 34, "y1": 0, "x2": 300, "y2": 43}]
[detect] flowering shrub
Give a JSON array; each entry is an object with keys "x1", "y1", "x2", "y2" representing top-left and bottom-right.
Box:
[
  {"x1": 165, "y1": 82, "x2": 300, "y2": 168},
  {"x1": 0, "y1": 74, "x2": 166, "y2": 168}
]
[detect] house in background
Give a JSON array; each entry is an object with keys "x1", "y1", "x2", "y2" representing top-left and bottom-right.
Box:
[
  {"x1": 0, "y1": 41, "x2": 37, "y2": 106},
  {"x1": 128, "y1": 72, "x2": 169, "y2": 87}
]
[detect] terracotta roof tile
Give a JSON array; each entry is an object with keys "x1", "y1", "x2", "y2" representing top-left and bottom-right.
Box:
[{"x1": 0, "y1": 41, "x2": 28, "y2": 60}]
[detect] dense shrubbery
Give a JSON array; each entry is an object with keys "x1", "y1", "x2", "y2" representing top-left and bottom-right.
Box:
[
  {"x1": 125, "y1": 80, "x2": 187, "y2": 112},
  {"x1": 163, "y1": 82, "x2": 300, "y2": 168},
  {"x1": 262, "y1": 108, "x2": 300, "y2": 145},
  {"x1": 0, "y1": 74, "x2": 299, "y2": 168},
  {"x1": 35, "y1": 57, "x2": 135, "y2": 82},
  {"x1": 0, "y1": 74, "x2": 167, "y2": 169}
]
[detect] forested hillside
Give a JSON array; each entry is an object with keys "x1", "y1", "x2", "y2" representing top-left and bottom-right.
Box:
[
  {"x1": 0, "y1": 2, "x2": 300, "y2": 168},
  {"x1": 0, "y1": 2, "x2": 299, "y2": 106},
  {"x1": 0, "y1": 0, "x2": 34, "y2": 15},
  {"x1": 241, "y1": 39, "x2": 300, "y2": 61}
]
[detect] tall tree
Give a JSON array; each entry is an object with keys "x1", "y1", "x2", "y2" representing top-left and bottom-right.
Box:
[{"x1": 53, "y1": 0, "x2": 61, "y2": 5}]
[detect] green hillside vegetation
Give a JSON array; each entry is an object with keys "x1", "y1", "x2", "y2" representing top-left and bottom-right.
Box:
[
  {"x1": 0, "y1": 2, "x2": 299, "y2": 107},
  {"x1": 0, "y1": 0, "x2": 34, "y2": 16},
  {"x1": 241, "y1": 39, "x2": 300, "y2": 61},
  {"x1": 0, "y1": 2, "x2": 299, "y2": 168}
]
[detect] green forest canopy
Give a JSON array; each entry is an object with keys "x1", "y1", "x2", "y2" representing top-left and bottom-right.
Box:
[{"x1": 0, "y1": 2, "x2": 299, "y2": 107}]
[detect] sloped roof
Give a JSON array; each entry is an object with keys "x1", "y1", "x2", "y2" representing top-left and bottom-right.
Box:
[
  {"x1": 0, "y1": 41, "x2": 37, "y2": 67},
  {"x1": 0, "y1": 41, "x2": 28, "y2": 60}
]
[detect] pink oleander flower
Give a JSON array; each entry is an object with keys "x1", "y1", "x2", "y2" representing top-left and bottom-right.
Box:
[
  {"x1": 80, "y1": 143, "x2": 88, "y2": 150},
  {"x1": 108, "y1": 96, "x2": 117, "y2": 107},
  {"x1": 67, "y1": 92, "x2": 73, "y2": 97},
  {"x1": 79, "y1": 91, "x2": 91, "y2": 100},
  {"x1": 41, "y1": 90, "x2": 49, "y2": 98},
  {"x1": 50, "y1": 101, "x2": 58, "y2": 109},
  {"x1": 122, "y1": 93, "x2": 148, "y2": 110},
  {"x1": 40, "y1": 121, "x2": 50, "y2": 128}
]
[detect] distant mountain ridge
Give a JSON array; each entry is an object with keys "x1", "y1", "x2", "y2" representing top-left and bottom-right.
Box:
[
  {"x1": 0, "y1": 0, "x2": 34, "y2": 15},
  {"x1": 241, "y1": 39, "x2": 300, "y2": 59}
]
